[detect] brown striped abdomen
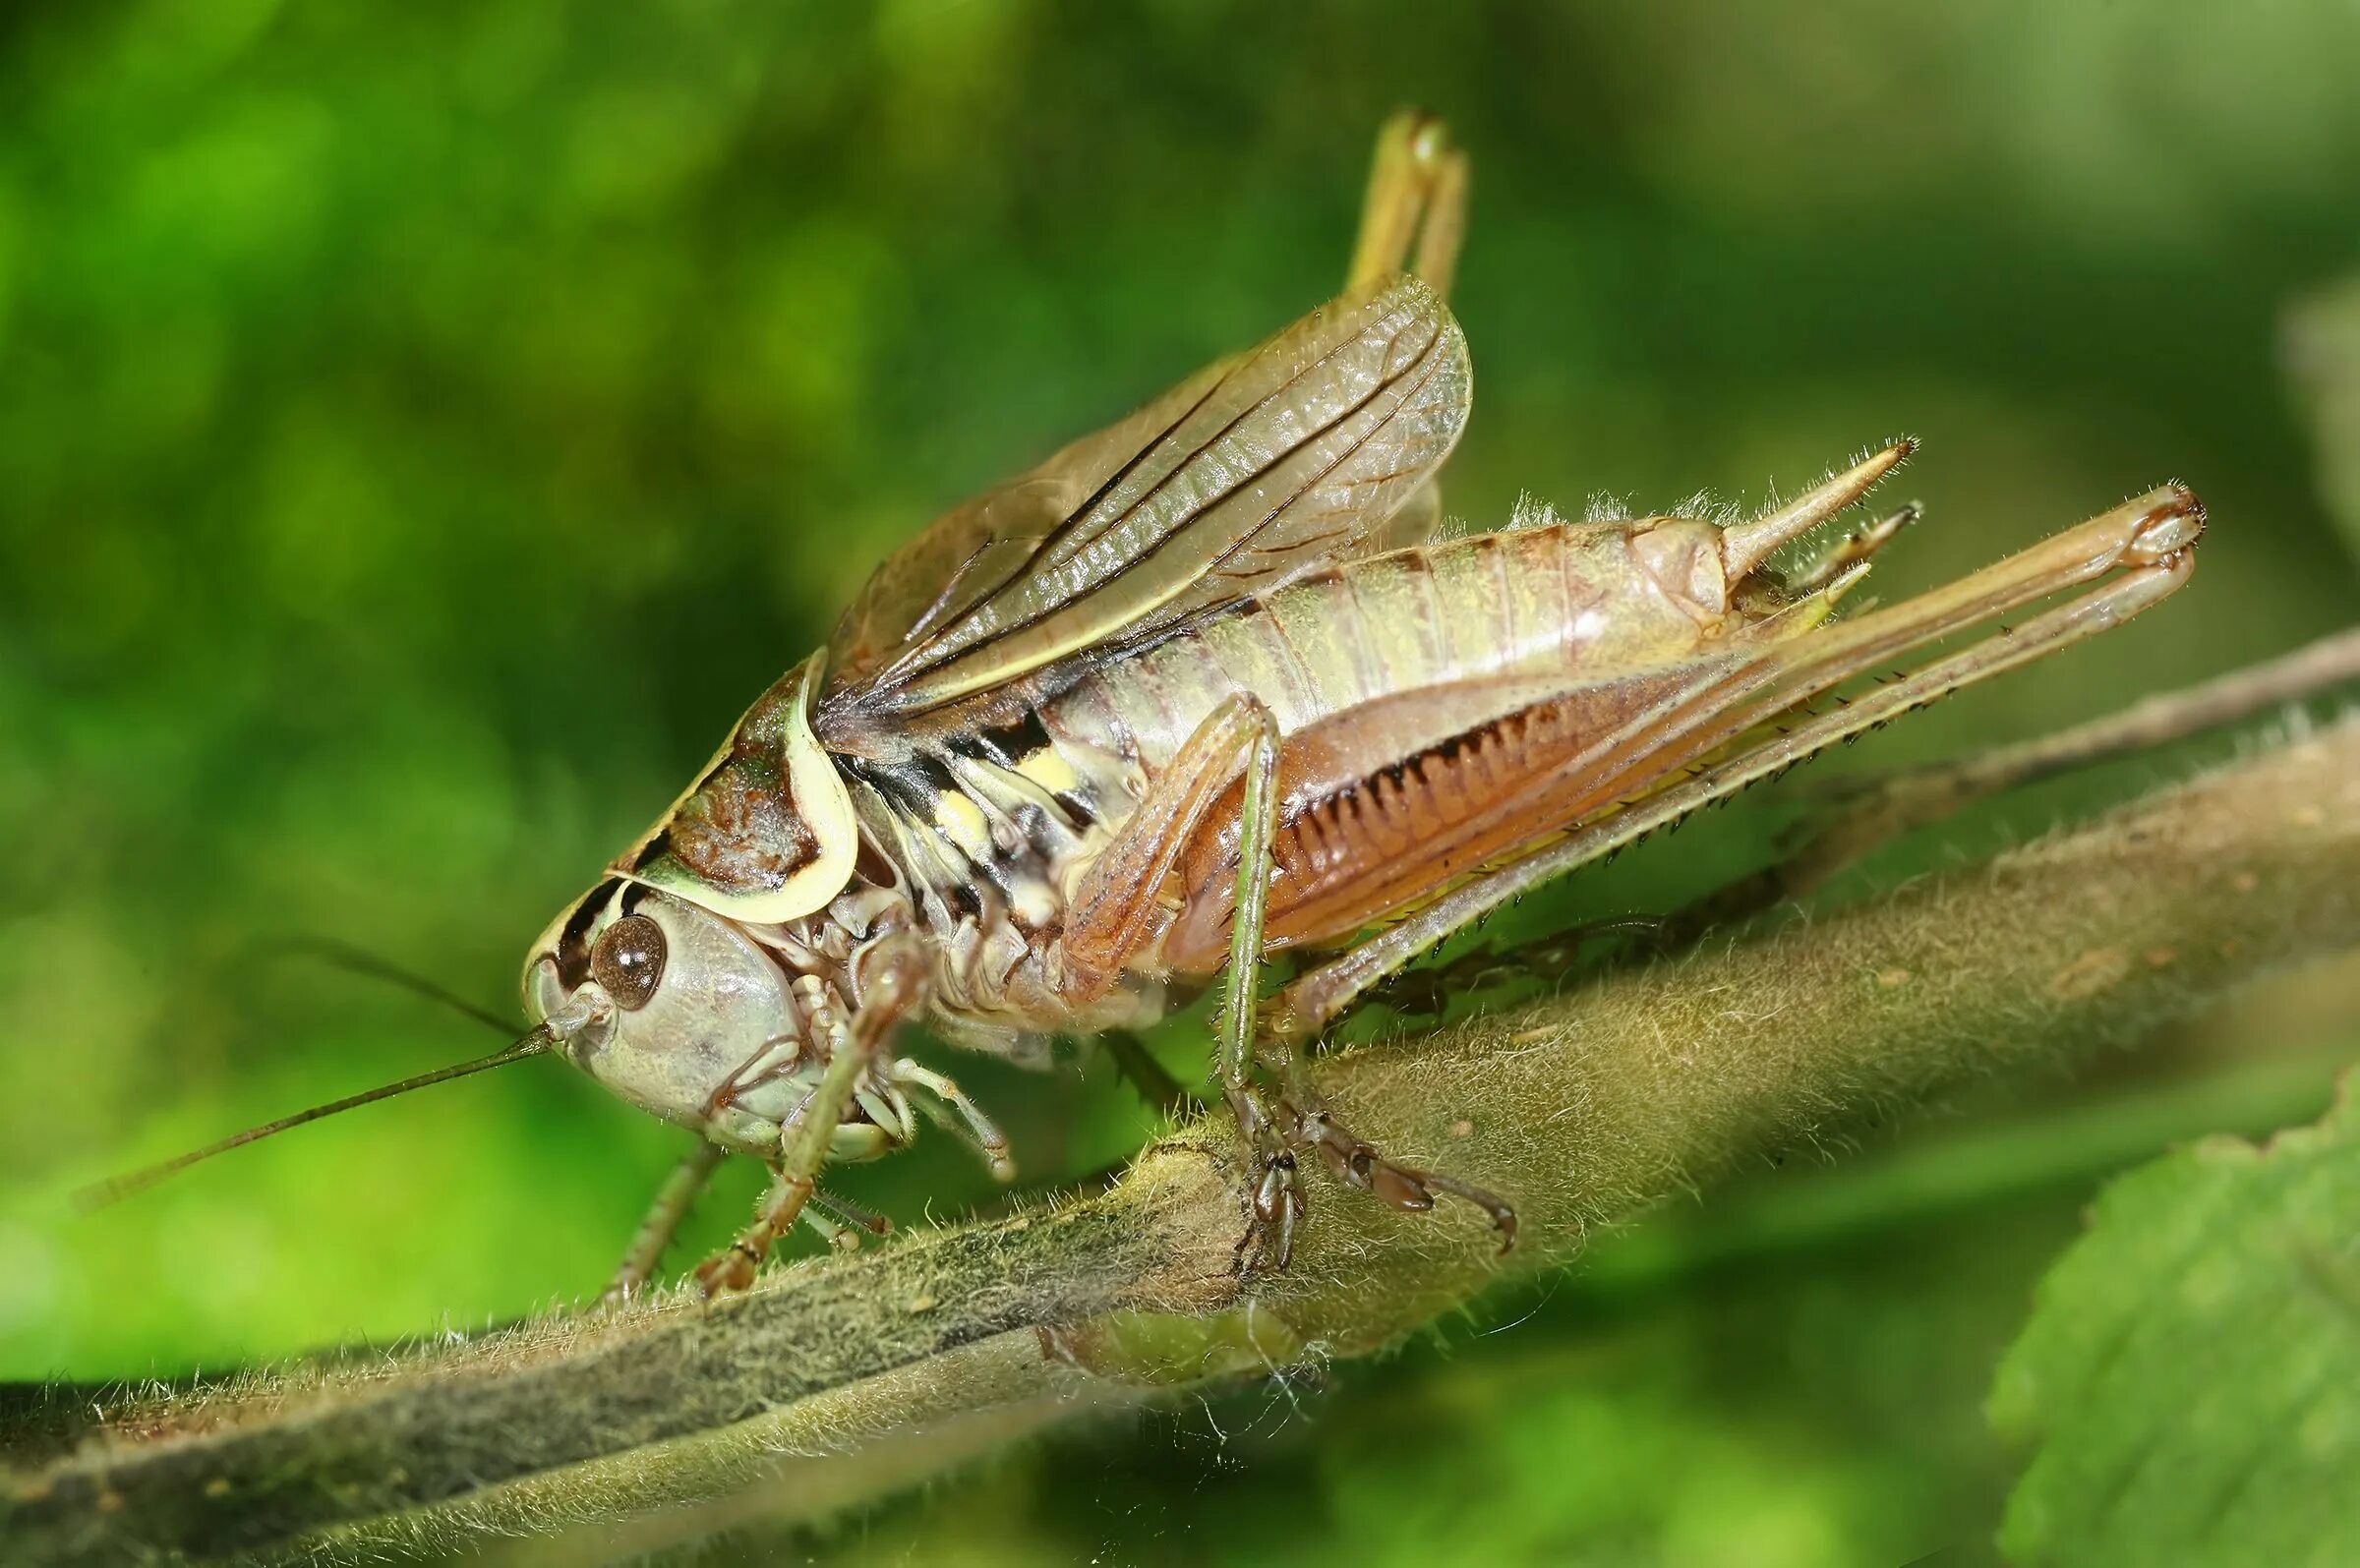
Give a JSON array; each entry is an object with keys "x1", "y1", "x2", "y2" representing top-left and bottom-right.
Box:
[
  {"x1": 1035, "y1": 514, "x2": 1765, "y2": 978},
  {"x1": 1160, "y1": 656, "x2": 1745, "y2": 967}
]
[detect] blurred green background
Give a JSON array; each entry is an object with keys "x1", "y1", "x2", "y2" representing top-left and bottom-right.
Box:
[{"x1": 4, "y1": 1, "x2": 2359, "y2": 1563}]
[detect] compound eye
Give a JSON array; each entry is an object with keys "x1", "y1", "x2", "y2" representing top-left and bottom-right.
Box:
[{"x1": 589, "y1": 913, "x2": 668, "y2": 1011}]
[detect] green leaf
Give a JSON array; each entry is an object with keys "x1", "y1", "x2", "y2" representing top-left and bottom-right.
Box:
[{"x1": 1989, "y1": 1072, "x2": 2360, "y2": 1566}]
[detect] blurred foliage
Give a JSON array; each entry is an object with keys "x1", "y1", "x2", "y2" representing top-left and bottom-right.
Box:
[{"x1": 2, "y1": 0, "x2": 2357, "y2": 1562}]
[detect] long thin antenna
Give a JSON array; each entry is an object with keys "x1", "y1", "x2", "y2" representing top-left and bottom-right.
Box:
[
  {"x1": 258, "y1": 935, "x2": 517, "y2": 1036},
  {"x1": 76, "y1": 1027, "x2": 554, "y2": 1211}
]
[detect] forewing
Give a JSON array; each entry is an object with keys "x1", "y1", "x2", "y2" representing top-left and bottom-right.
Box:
[{"x1": 824, "y1": 276, "x2": 1470, "y2": 719}]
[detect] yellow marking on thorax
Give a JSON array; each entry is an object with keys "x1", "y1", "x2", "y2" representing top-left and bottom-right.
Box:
[
  {"x1": 1014, "y1": 744, "x2": 1081, "y2": 795},
  {"x1": 932, "y1": 790, "x2": 994, "y2": 859}
]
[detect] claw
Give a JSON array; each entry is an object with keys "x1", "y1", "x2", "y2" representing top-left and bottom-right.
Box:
[
  {"x1": 1255, "y1": 1152, "x2": 1298, "y2": 1224},
  {"x1": 1422, "y1": 1171, "x2": 1520, "y2": 1253},
  {"x1": 694, "y1": 1244, "x2": 758, "y2": 1299},
  {"x1": 1226, "y1": 1080, "x2": 1518, "y2": 1267}
]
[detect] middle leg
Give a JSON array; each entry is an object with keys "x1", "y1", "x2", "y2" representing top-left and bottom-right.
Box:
[{"x1": 603, "y1": 1138, "x2": 726, "y2": 1303}]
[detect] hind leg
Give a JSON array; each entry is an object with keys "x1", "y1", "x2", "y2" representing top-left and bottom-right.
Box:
[
  {"x1": 1214, "y1": 705, "x2": 1515, "y2": 1266},
  {"x1": 1056, "y1": 693, "x2": 1512, "y2": 1267},
  {"x1": 1267, "y1": 502, "x2": 2201, "y2": 1047},
  {"x1": 1347, "y1": 110, "x2": 1469, "y2": 297}
]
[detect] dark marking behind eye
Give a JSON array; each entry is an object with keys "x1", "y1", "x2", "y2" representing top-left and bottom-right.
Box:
[{"x1": 558, "y1": 880, "x2": 621, "y2": 989}]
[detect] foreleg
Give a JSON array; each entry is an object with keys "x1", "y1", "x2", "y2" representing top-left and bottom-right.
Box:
[{"x1": 694, "y1": 937, "x2": 929, "y2": 1298}]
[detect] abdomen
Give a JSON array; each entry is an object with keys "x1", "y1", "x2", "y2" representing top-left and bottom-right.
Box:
[{"x1": 1038, "y1": 517, "x2": 1737, "y2": 974}]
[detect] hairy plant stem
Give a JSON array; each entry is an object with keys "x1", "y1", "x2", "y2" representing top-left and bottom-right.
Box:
[
  {"x1": 1666, "y1": 625, "x2": 2360, "y2": 942},
  {"x1": 8, "y1": 718, "x2": 2360, "y2": 1566}
]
